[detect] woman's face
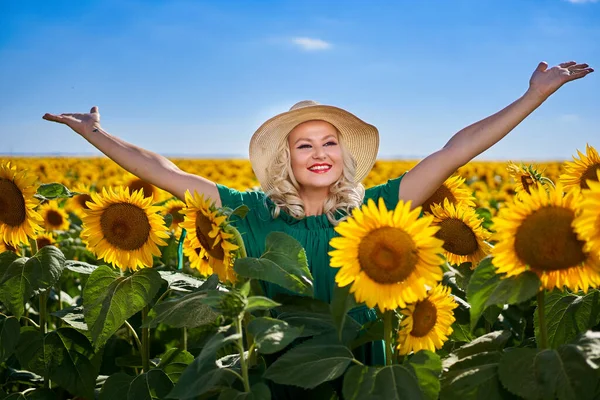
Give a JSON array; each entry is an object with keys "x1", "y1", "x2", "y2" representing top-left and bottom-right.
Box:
[{"x1": 287, "y1": 120, "x2": 344, "y2": 191}]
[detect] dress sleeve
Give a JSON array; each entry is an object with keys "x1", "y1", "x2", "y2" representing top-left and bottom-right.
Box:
[
  {"x1": 216, "y1": 183, "x2": 266, "y2": 209},
  {"x1": 363, "y1": 172, "x2": 407, "y2": 210}
]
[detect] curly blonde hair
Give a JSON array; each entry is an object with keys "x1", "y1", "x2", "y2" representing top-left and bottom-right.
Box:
[{"x1": 264, "y1": 131, "x2": 365, "y2": 226}]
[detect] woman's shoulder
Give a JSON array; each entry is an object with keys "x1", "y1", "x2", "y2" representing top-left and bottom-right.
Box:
[
  {"x1": 363, "y1": 172, "x2": 407, "y2": 209},
  {"x1": 216, "y1": 183, "x2": 267, "y2": 210}
]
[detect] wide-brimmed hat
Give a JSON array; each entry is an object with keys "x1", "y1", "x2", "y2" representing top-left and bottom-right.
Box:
[{"x1": 249, "y1": 100, "x2": 379, "y2": 192}]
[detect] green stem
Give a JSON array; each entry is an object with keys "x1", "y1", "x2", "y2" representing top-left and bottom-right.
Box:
[
  {"x1": 56, "y1": 284, "x2": 62, "y2": 328},
  {"x1": 39, "y1": 292, "x2": 48, "y2": 335},
  {"x1": 29, "y1": 237, "x2": 38, "y2": 256},
  {"x1": 230, "y1": 227, "x2": 247, "y2": 258},
  {"x1": 384, "y1": 310, "x2": 393, "y2": 366},
  {"x1": 537, "y1": 290, "x2": 548, "y2": 349},
  {"x1": 141, "y1": 306, "x2": 150, "y2": 373},
  {"x1": 180, "y1": 327, "x2": 187, "y2": 351},
  {"x1": 124, "y1": 320, "x2": 143, "y2": 354},
  {"x1": 236, "y1": 316, "x2": 251, "y2": 392},
  {"x1": 20, "y1": 316, "x2": 40, "y2": 329},
  {"x1": 243, "y1": 313, "x2": 257, "y2": 367}
]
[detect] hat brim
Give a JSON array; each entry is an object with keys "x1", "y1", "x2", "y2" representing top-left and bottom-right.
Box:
[{"x1": 249, "y1": 104, "x2": 379, "y2": 193}]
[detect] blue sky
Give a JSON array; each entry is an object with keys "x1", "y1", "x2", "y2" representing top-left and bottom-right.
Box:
[{"x1": 1, "y1": 0, "x2": 599, "y2": 160}]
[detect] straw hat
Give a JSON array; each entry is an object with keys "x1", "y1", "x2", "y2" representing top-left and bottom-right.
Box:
[{"x1": 249, "y1": 100, "x2": 379, "y2": 192}]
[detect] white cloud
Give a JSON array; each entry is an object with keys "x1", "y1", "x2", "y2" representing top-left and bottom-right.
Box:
[
  {"x1": 564, "y1": 0, "x2": 598, "y2": 3},
  {"x1": 291, "y1": 37, "x2": 332, "y2": 51}
]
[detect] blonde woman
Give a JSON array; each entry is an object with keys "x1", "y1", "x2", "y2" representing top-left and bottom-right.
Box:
[{"x1": 44, "y1": 61, "x2": 593, "y2": 367}]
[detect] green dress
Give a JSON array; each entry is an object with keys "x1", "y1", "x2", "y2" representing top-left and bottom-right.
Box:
[{"x1": 216, "y1": 173, "x2": 405, "y2": 365}]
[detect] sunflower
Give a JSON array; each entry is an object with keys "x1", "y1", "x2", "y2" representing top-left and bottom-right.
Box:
[
  {"x1": 0, "y1": 162, "x2": 43, "y2": 247},
  {"x1": 180, "y1": 190, "x2": 239, "y2": 283},
  {"x1": 35, "y1": 232, "x2": 56, "y2": 249},
  {"x1": 421, "y1": 175, "x2": 476, "y2": 214},
  {"x1": 0, "y1": 239, "x2": 21, "y2": 255},
  {"x1": 560, "y1": 144, "x2": 600, "y2": 191},
  {"x1": 68, "y1": 183, "x2": 95, "y2": 217},
  {"x1": 182, "y1": 233, "x2": 213, "y2": 276},
  {"x1": 492, "y1": 183, "x2": 600, "y2": 292},
  {"x1": 38, "y1": 202, "x2": 70, "y2": 232},
  {"x1": 329, "y1": 198, "x2": 445, "y2": 311},
  {"x1": 430, "y1": 199, "x2": 492, "y2": 267},
  {"x1": 81, "y1": 186, "x2": 170, "y2": 271},
  {"x1": 574, "y1": 169, "x2": 600, "y2": 259},
  {"x1": 162, "y1": 199, "x2": 186, "y2": 235},
  {"x1": 396, "y1": 283, "x2": 457, "y2": 355},
  {"x1": 119, "y1": 172, "x2": 164, "y2": 201},
  {"x1": 506, "y1": 162, "x2": 544, "y2": 196}
]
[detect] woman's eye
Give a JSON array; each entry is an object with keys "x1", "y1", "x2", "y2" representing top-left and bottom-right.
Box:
[
  {"x1": 297, "y1": 144, "x2": 311, "y2": 149},
  {"x1": 324, "y1": 141, "x2": 337, "y2": 146}
]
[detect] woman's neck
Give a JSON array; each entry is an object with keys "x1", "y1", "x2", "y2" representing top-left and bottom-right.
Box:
[{"x1": 299, "y1": 187, "x2": 329, "y2": 216}]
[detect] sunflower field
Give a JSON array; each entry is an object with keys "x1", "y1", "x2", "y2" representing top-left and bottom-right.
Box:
[{"x1": 0, "y1": 144, "x2": 600, "y2": 400}]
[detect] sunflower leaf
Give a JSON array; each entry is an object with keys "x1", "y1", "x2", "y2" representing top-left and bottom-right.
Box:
[
  {"x1": 342, "y1": 365, "x2": 424, "y2": 400},
  {"x1": 534, "y1": 290, "x2": 600, "y2": 349},
  {"x1": 466, "y1": 256, "x2": 501, "y2": 331},
  {"x1": 440, "y1": 351, "x2": 506, "y2": 400},
  {"x1": 263, "y1": 335, "x2": 354, "y2": 389},
  {"x1": 0, "y1": 316, "x2": 20, "y2": 363},
  {"x1": 330, "y1": 282, "x2": 358, "y2": 341},
  {"x1": 247, "y1": 317, "x2": 303, "y2": 354},
  {"x1": 403, "y1": 350, "x2": 442, "y2": 400},
  {"x1": 35, "y1": 182, "x2": 76, "y2": 200},
  {"x1": 127, "y1": 369, "x2": 174, "y2": 400},
  {"x1": 156, "y1": 348, "x2": 194, "y2": 383},
  {"x1": 65, "y1": 260, "x2": 98, "y2": 275},
  {"x1": 484, "y1": 271, "x2": 539, "y2": 308},
  {"x1": 83, "y1": 266, "x2": 162, "y2": 349},
  {"x1": 141, "y1": 290, "x2": 219, "y2": 328},
  {"x1": 99, "y1": 372, "x2": 134, "y2": 400},
  {"x1": 0, "y1": 246, "x2": 65, "y2": 318}
]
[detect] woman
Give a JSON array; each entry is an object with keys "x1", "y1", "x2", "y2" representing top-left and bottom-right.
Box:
[{"x1": 43, "y1": 61, "x2": 593, "y2": 363}]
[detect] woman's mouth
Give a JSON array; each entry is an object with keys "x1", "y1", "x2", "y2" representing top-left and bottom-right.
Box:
[{"x1": 308, "y1": 164, "x2": 332, "y2": 173}]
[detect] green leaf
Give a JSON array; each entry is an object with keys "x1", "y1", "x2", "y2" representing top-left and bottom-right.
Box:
[
  {"x1": 83, "y1": 266, "x2": 162, "y2": 349},
  {"x1": 24, "y1": 388, "x2": 58, "y2": 400},
  {"x1": 448, "y1": 322, "x2": 473, "y2": 343},
  {"x1": 247, "y1": 317, "x2": 303, "y2": 354},
  {"x1": 404, "y1": 350, "x2": 442, "y2": 400},
  {"x1": 142, "y1": 291, "x2": 219, "y2": 329},
  {"x1": 15, "y1": 327, "x2": 45, "y2": 375},
  {"x1": 350, "y1": 319, "x2": 384, "y2": 350},
  {"x1": 100, "y1": 372, "x2": 134, "y2": 400},
  {"x1": 156, "y1": 348, "x2": 194, "y2": 383},
  {"x1": 44, "y1": 328, "x2": 101, "y2": 400},
  {"x1": 0, "y1": 316, "x2": 20, "y2": 363},
  {"x1": 484, "y1": 271, "x2": 539, "y2": 308},
  {"x1": 52, "y1": 305, "x2": 88, "y2": 331},
  {"x1": 330, "y1": 282, "x2": 358, "y2": 341},
  {"x1": 159, "y1": 271, "x2": 219, "y2": 292},
  {"x1": 127, "y1": 369, "x2": 173, "y2": 400},
  {"x1": 0, "y1": 246, "x2": 66, "y2": 319},
  {"x1": 263, "y1": 335, "x2": 354, "y2": 389},
  {"x1": 535, "y1": 290, "x2": 600, "y2": 349},
  {"x1": 453, "y1": 262, "x2": 475, "y2": 292},
  {"x1": 343, "y1": 365, "x2": 424, "y2": 400},
  {"x1": 0, "y1": 251, "x2": 19, "y2": 277},
  {"x1": 65, "y1": 260, "x2": 98, "y2": 275},
  {"x1": 167, "y1": 333, "x2": 239, "y2": 399},
  {"x1": 36, "y1": 183, "x2": 76, "y2": 200},
  {"x1": 497, "y1": 348, "x2": 538, "y2": 399},
  {"x1": 246, "y1": 296, "x2": 281, "y2": 313},
  {"x1": 566, "y1": 330, "x2": 600, "y2": 369},
  {"x1": 440, "y1": 351, "x2": 505, "y2": 400},
  {"x1": 218, "y1": 383, "x2": 271, "y2": 400},
  {"x1": 231, "y1": 205, "x2": 250, "y2": 219},
  {"x1": 451, "y1": 330, "x2": 512, "y2": 361},
  {"x1": 4, "y1": 394, "x2": 26, "y2": 400},
  {"x1": 466, "y1": 256, "x2": 501, "y2": 331},
  {"x1": 234, "y1": 232, "x2": 313, "y2": 296}
]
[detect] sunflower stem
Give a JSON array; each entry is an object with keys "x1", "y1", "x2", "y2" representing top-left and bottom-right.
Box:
[
  {"x1": 180, "y1": 327, "x2": 187, "y2": 351},
  {"x1": 141, "y1": 306, "x2": 150, "y2": 373},
  {"x1": 230, "y1": 226, "x2": 247, "y2": 258},
  {"x1": 29, "y1": 237, "x2": 38, "y2": 256},
  {"x1": 537, "y1": 290, "x2": 548, "y2": 349},
  {"x1": 39, "y1": 291, "x2": 48, "y2": 335},
  {"x1": 235, "y1": 316, "x2": 251, "y2": 392},
  {"x1": 124, "y1": 320, "x2": 143, "y2": 355},
  {"x1": 384, "y1": 310, "x2": 394, "y2": 366}
]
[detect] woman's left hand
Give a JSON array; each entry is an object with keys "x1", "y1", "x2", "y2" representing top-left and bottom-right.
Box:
[{"x1": 528, "y1": 61, "x2": 594, "y2": 100}]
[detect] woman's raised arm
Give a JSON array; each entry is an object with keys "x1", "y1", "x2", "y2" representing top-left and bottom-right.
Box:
[
  {"x1": 398, "y1": 61, "x2": 594, "y2": 208},
  {"x1": 43, "y1": 106, "x2": 222, "y2": 206}
]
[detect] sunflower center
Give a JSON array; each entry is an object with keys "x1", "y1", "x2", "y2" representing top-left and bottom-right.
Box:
[
  {"x1": 0, "y1": 178, "x2": 27, "y2": 227},
  {"x1": 77, "y1": 194, "x2": 93, "y2": 209},
  {"x1": 169, "y1": 207, "x2": 185, "y2": 224},
  {"x1": 195, "y1": 211, "x2": 225, "y2": 260},
  {"x1": 411, "y1": 299, "x2": 437, "y2": 337},
  {"x1": 514, "y1": 206, "x2": 587, "y2": 271},
  {"x1": 100, "y1": 203, "x2": 151, "y2": 250},
  {"x1": 580, "y1": 164, "x2": 600, "y2": 190},
  {"x1": 47, "y1": 210, "x2": 65, "y2": 227},
  {"x1": 520, "y1": 175, "x2": 535, "y2": 194},
  {"x1": 436, "y1": 218, "x2": 479, "y2": 256},
  {"x1": 130, "y1": 179, "x2": 155, "y2": 199},
  {"x1": 422, "y1": 185, "x2": 457, "y2": 214},
  {"x1": 37, "y1": 237, "x2": 52, "y2": 248},
  {"x1": 358, "y1": 227, "x2": 418, "y2": 284}
]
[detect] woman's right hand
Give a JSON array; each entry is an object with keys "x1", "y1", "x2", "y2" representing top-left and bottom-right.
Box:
[{"x1": 43, "y1": 106, "x2": 101, "y2": 136}]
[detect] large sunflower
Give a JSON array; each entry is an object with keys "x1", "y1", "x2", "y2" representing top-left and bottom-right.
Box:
[
  {"x1": 81, "y1": 186, "x2": 170, "y2": 271},
  {"x1": 180, "y1": 190, "x2": 239, "y2": 283},
  {"x1": 506, "y1": 162, "x2": 544, "y2": 196},
  {"x1": 430, "y1": 199, "x2": 491, "y2": 266},
  {"x1": 560, "y1": 144, "x2": 600, "y2": 191},
  {"x1": 182, "y1": 233, "x2": 213, "y2": 276},
  {"x1": 0, "y1": 162, "x2": 43, "y2": 246},
  {"x1": 492, "y1": 183, "x2": 600, "y2": 292},
  {"x1": 574, "y1": 169, "x2": 600, "y2": 259},
  {"x1": 38, "y1": 202, "x2": 70, "y2": 231},
  {"x1": 396, "y1": 283, "x2": 457, "y2": 355},
  {"x1": 421, "y1": 175, "x2": 476, "y2": 214},
  {"x1": 329, "y1": 198, "x2": 445, "y2": 311}
]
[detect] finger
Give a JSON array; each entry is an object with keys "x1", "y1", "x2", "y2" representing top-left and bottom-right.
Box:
[
  {"x1": 559, "y1": 61, "x2": 577, "y2": 68},
  {"x1": 566, "y1": 68, "x2": 594, "y2": 81},
  {"x1": 42, "y1": 113, "x2": 65, "y2": 123},
  {"x1": 567, "y1": 63, "x2": 589, "y2": 70},
  {"x1": 536, "y1": 61, "x2": 548, "y2": 72},
  {"x1": 60, "y1": 113, "x2": 86, "y2": 118},
  {"x1": 91, "y1": 106, "x2": 99, "y2": 114}
]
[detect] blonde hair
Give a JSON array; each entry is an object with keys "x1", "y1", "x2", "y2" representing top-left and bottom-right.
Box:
[{"x1": 264, "y1": 131, "x2": 365, "y2": 226}]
